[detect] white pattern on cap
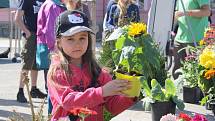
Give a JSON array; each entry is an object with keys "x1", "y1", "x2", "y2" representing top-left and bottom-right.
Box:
[{"x1": 68, "y1": 14, "x2": 84, "y2": 24}]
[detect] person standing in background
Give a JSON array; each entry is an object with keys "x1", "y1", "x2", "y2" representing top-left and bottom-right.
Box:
[
  {"x1": 106, "y1": 0, "x2": 140, "y2": 31},
  {"x1": 15, "y1": 0, "x2": 47, "y2": 103},
  {"x1": 172, "y1": 0, "x2": 211, "y2": 79}
]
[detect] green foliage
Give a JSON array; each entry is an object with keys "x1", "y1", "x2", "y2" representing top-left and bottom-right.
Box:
[
  {"x1": 177, "y1": 46, "x2": 201, "y2": 88},
  {"x1": 112, "y1": 31, "x2": 163, "y2": 81},
  {"x1": 198, "y1": 66, "x2": 215, "y2": 94},
  {"x1": 98, "y1": 41, "x2": 115, "y2": 70},
  {"x1": 141, "y1": 79, "x2": 185, "y2": 110},
  {"x1": 104, "y1": 109, "x2": 113, "y2": 121}
]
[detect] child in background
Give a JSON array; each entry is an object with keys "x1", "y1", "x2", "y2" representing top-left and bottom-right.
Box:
[
  {"x1": 47, "y1": 10, "x2": 136, "y2": 121},
  {"x1": 107, "y1": 0, "x2": 140, "y2": 30},
  {"x1": 36, "y1": 0, "x2": 66, "y2": 92}
]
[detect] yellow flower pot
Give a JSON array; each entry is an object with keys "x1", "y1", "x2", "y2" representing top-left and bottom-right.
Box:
[{"x1": 115, "y1": 72, "x2": 141, "y2": 97}]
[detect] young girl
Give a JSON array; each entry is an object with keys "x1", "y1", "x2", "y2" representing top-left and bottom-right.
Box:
[
  {"x1": 47, "y1": 10, "x2": 137, "y2": 121},
  {"x1": 107, "y1": 0, "x2": 140, "y2": 30}
]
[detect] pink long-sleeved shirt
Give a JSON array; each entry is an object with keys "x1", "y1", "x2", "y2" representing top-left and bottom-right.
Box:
[{"x1": 48, "y1": 57, "x2": 135, "y2": 121}]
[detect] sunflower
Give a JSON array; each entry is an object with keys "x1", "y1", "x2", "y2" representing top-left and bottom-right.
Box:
[{"x1": 128, "y1": 23, "x2": 147, "y2": 37}]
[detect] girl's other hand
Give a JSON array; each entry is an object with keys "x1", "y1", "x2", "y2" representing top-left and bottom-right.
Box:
[{"x1": 102, "y1": 79, "x2": 131, "y2": 97}]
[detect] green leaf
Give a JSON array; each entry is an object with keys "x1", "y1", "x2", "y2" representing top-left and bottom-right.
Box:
[
  {"x1": 115, "y1": 36, "x2": 126, "y2": 49},
  {"x1": 200, "y1": 95, "x2": 209, "y2": 105},
  {"x1": 151, "y1": 79, "x2": 159, "y2": 88},
  {"x1": 112, "y1": 50, "x2": 121, "y2": 67},
  {"x1": 142, "y1": 97, "x2": 153, "y2": 111},
  {"x1": 165, "y1": 79, "x2": 176, "y2": 97},
  {"x1": 141, "y1": 80, "x2": 152, "y2": 97},
  {"x1": 172, "y1": 96, "x2": 185, "y2": 110},
  {"x1": 151, "y1": 79, "x2": 165, "y2": 101}
]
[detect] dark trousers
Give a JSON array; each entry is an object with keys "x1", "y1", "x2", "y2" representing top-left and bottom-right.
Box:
[
  {"x1": 172, "y1": 41, "x2": 196, "y2": 79},
  {"x1": 44, "y1": 69, "x2": 48, "y2": 93}
]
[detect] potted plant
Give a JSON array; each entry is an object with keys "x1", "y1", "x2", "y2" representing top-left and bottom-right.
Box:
[
  {"x1": 198, "y1": 45, "x2": 215, "y2": 110},
  {"x1": 110, "y1": 22, "x2": 166, "y2": 97},
  {"x1": 176, "y1": 46, "x2": 203, "y2": 104},
  {"x1": 141, "y1": 78, "x2": 185, "y2": 121}
]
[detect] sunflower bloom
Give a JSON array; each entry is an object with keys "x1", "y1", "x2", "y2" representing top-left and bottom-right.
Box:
[
  {"x1": 204, "y1": 70, "x2": 215, "y2": 80},
  {"x1": 128, "y1": 23, "x2": 147, "y2": 36}
]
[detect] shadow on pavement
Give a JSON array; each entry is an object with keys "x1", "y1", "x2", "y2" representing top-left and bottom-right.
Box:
[
  {"x1": 0, "y1": 58, "x2": 21, "y2": 64},
  {"x1": 0, "y1": 110, "x2": 31, "y2": 121},
  {"x1": 0, "y1": 99, "x2": 38, "y2": 108}
]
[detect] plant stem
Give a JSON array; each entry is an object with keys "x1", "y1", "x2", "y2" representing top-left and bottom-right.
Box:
[{"x1": 22, "y1": 72, "x2": 35, "y2": 121}]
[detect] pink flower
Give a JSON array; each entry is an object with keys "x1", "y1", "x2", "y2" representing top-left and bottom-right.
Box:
[
  {"x1": 160, "y1": 113, "x2": 177, "y2": 121},
  {"x1": 192, "y1": 114, "x2": 208, "y2": 121}
]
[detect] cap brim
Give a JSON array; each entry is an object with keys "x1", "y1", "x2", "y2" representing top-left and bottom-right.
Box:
[
  {"x1": 106, "y1": 27, "x2": 124, "y2": 41},
  {"x1": 60, "y1": 26, "x2": 94, "y2": 36}
]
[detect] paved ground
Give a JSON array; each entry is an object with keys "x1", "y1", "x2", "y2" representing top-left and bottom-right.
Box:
[
  {"x1": 0, "y1": 38, "x2": 49, "y2": 121},
  {"x1": 0, "y1": 37, "x2": 102, "y2": 121}
]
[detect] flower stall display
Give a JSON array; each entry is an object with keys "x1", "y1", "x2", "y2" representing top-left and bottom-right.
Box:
[
  {"x1": 111, "y1": 22, "x2": 167, "y2": 97},
  {"x1": 198, "y1": 45, "x2": 215, "y2": 112},
  {"x1": 200, "y1": 24, "x2": 215, "y2": 46},
  {"x1": 177, "y1": 46, "x2": 203, "y2": 104},
  {"x1": 198, "y1": 45, "x2": 215, "y2": 95},
  {"x1": 160, "y1": 113, "x2": 208, "y2": 121},
  {"x1": 142, "y1": 78, "x2": 185, "y2": 121}
]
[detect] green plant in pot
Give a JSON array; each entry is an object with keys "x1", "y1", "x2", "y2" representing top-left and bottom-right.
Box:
[
  {"x1": 141, "y1": 78, "x2": 185, "y2": 121},
  {"x1": 198, "y1": 45, "x2": 215, "y2": 109},
  {"x1": 109, "y1": 22, "x2": 165, "y2": 97},
  {"x1": 178, "y1": 47, "x2": 203, "y2": 103}
]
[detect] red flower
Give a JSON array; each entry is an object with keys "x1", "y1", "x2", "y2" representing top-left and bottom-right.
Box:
[
  {"x1": 178, "y1": 113, "x2": 192, "y2": 121},
  {"x1": 69, "y1": 107, "x2": 97, "y2": 116}
]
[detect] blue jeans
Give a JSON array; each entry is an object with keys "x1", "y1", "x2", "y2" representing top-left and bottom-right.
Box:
[{"x1": 48, "y1": 95, "x2": 53, "y2": 114}]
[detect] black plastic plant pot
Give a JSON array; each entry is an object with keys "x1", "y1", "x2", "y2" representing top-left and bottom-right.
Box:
[
  {"x1": 210, "y1": 100, "x2": 215, "y2": 115},
  {"x1": 212, "y1": 105, "x2": 215, "y2": 116},
  {"x1": 151, "y1": 101, "x2": 176, "y2": 121},
  {"x1": 183, "y1": 86, "x2": 203, "y2": 104}
]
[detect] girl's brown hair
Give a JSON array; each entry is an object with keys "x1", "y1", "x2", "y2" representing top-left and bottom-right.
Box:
[{"x1": 48, "y1": 33, "x2": 101, "y2": 90}]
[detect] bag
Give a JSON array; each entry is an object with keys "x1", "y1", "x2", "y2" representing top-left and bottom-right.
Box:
[{"x1": 36, "y1": 44, "x2": 50, "y2": 70}]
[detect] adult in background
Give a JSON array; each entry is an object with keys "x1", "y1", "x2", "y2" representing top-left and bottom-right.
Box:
[
  {"x1": 172, "y1": 0, "x2": 211, "y2": 79},
  {"x1": 15, "y1": 0, "x2": 47, "y2": 103}
]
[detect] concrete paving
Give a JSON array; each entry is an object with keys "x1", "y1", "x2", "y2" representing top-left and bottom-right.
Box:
[
  {"x1": 0, "y1": 37, "x2": 102, "y2": 121},
  {"x1": 0, "y1": 37, "x2": 48, "y2": 121}
]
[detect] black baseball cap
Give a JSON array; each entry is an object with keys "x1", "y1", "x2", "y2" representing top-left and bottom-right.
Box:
[{"x1": 56, "y1": 10, "x2": 93, "y2": 37}]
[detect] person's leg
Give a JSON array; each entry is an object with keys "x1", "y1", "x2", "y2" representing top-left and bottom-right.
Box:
[
  {"x1": 47, "y1": 95, "x2": 53, "y2": 114},
  {"x1": 29, "y1": 33, "x2": 47, "y2": 98},
  {"x1": 172, "y1": 41, "x2": 186, "y2": 79},
  {"x1": 17, "y1": 34, "x2": 32, "y2": 103},
  {"x1": 44, "y1": 69, "x2": 48, "y2": 93},
  {"x1": 30, "y1": 70, "x2": 38, "y2": 87},
  {"x1": 17, "y1": 69, "x2": 29, "y2": 103}
]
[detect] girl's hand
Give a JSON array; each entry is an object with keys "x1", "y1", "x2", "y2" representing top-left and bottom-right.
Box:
[{"x1": 102, "y1": 79, "x2": 131, "y2": 97}]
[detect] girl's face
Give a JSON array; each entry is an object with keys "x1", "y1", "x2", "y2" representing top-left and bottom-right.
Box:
[{"x1": 59, "y1": 31, "x2": 89, "y2": 62}]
